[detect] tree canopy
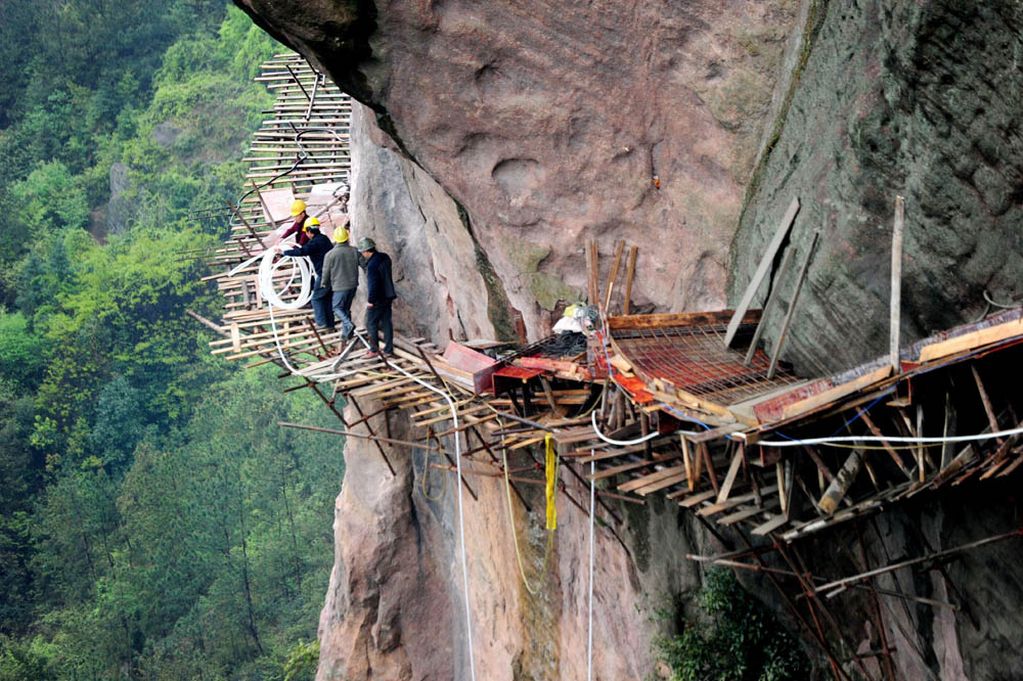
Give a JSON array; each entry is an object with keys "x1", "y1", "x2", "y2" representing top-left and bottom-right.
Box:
[{"x1": 0, "y1": 3, "x2": 343, "y2": 679}]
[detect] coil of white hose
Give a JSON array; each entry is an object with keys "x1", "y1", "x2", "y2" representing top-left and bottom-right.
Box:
[{"x1": 258, "y1": 248, "x2": 313, "y2": 309}]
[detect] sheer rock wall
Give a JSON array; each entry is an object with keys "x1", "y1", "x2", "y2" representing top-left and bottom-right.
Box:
[
  {"x1": 231, "y1": 0, "x2": 1023, "y2": 678},
  {"x1": 236, "y1": 0, "x2": 803, "y2": 340},
  {"x1": 731, "y1": 1, "x2": 1023, "y2": 374},
  {"x1": 317, "y1": 400, "x2": 708, "y2": 681}
]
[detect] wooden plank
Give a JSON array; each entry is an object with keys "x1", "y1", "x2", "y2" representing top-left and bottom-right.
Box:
[
  {"x1": 767, "y1": 230, "x2": 818, "y2": 379},
  {"x1": 618, "y1": 465, "x2": 685, "y2": 493},
  {"x1": 678, "y1": 489, "x2": 717, "y2": 508},
  {"x1": 751, "y1": 513, "x2": 791, "y2": 536},
  {"x1": 700, "y1": 442, "x2": 719, "y2": 494},
  {"x1": 858, "y1": 411, "x2": 913, "y2": 479},
  {"x1": 890, "y1": 195, "x2": 905, "y2": 373},
  {"x1": 718, "y1": 498, "x2": 781, "y2": 526},
  {"x1": 744, "y1": 243, "x2": 795, "y2": 366},
  {"x1": 608, "y1": 309, "x2": 761, "y2": 331},
  {"x1": 917, "y1": 316, "x2": 1023, "y2": 362},
  {"x1": 623, "y1": 245, "x2": 638, "y2": 315},
  {"x1": 586, "y1": 240, "x2": 599, "y2": 306},
  {"x1": 684, "y1": 423, "x2": 746, "y2": 444},
  {"x1": 635, "y1": 472, "x2": 686, "y2": 496},
  {"x1": 681, "y1": 435, "x2": 695, "y2": 490},
  {"x1": 971, "y1": 365, "x2": 1002, "y2": 442},
  {"x1": 725, "y1": 196, "x2": 800, "y2": 347},
  {"x1": 779, "y1": 365, "x2": 892, "y2": 421},
  {"x1": 817, "y1": 450, "x2": 863, "y2": 515},
  {"x1": 603, "y1": 240, "x2": 625, "y2": 313},
  {"x1": 590, "y1": 453, "x2": 676, "y2": 481},
  {"x1": 716, "y1": 448, "x2": 744, "y2": 503},
  {"x1": 696, "y1": 484, "x2": 779, "y2": 517}
]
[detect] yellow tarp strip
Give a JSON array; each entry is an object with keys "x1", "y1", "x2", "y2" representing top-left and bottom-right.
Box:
[{"x1": 545, "y1": 433, "x2": 558, "y2": 530}]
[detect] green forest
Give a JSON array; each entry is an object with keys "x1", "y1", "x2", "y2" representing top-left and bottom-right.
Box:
[{"x1": 0, "y1": 2, "x2": 343, "y2": 679}]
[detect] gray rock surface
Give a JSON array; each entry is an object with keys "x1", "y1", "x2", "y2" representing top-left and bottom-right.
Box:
[{"x1": 731, "y1": 1, "x2": 1023, "y2": 374}]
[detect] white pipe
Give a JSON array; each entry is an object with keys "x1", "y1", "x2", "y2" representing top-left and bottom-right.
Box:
[{"x1": 739, "y1": 425, "x2": 1023, "y2": 448}]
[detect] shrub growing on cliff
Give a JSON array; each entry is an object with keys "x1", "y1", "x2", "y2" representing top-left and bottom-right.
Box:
[{"x1": 656, "y1": 569, "x2": 809, "y2": 681}]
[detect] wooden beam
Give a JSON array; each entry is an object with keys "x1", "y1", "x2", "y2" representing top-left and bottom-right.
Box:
[
  {"x1": 725, "y1": 196, "x2": 800, "y2": 347},
  {"x1": 768, "y1": 231, "x2": 819, "y2": 379},
  {"x1": 890, "y1": 195, "x2": 905, "y2": 373},
  {"x1": 817, "y1": 450, "x2": 863, "y2": 515},
  {"x1": 917, "y1": 315, "x2": 1023, "y2": 362},
  {"x1": 716, "y1": 448, "x2": 744, "y2": 503},
  {"x1": 744, "y1": 243, "x2": 795, "y2": 366},
  {"x1": 623, "y1": 245, "x2": 638, "y2": 315}
]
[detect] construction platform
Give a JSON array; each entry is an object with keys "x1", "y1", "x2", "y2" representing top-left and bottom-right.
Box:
[{"x1": 190, "y1": 53, "x2": 1023, "y2": 680}]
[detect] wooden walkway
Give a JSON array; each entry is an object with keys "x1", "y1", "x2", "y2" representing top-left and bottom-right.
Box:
[{"x1": 197, "y1": 55, "x2": 1023, "y2": 549}]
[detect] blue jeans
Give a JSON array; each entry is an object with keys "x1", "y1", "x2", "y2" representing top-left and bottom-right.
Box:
[
  {"x1": 331, "y1": 288, "x2": 356, "y2": 337},
  {"x1": 311, "y1": 276, "x2": 334, "y2": 329},
  {"x1": 365, "y1": 300, "x2": 393, "y2": 353}
]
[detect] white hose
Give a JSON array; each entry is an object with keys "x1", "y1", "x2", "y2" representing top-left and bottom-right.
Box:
[
  {"x1": 738, "y1": 424, "x2": 1023, "y2": 448},
  {"x1": 590, "y1": 410, "x2": 688, "y2": 446},
  {"x1": 586, "y1": 455, "x2": 596, "y2": 681},
  {"x1": 258, "y1": 249, "x2": 313, "y2": 309},
  {"x1": 353, "y1": 337, "x2": 478, "y2": 681}
]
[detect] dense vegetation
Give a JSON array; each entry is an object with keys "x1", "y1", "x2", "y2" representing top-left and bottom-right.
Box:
[
  {"x1": 656, "y1": 569, "x2": 810, "y2": 681},
  {"x1": 0, "y1": 3, "x2": 343, "y2": 679}
]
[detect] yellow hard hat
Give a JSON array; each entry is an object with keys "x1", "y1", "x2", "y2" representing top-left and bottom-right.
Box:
[
  {"x1": 564, "y1": 304, "x2": 579, "y2": 318},
  {"x1": 333, "y1": 227, "x2": 349, "y2": 244},
  {"x1": 290, "y1": 199, "x2": 307, "y2": 216},
  {"x1": 303, "y1": 216, "x2": 320, "y2": 231}
]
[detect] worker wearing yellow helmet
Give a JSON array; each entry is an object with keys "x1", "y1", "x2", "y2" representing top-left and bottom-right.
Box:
[
  {"x1": 320, "y1": 220, "x2": 360, "y2": 339},
  {"x1": 279, "y1": 198, "x2": 312, "y2": 246}
]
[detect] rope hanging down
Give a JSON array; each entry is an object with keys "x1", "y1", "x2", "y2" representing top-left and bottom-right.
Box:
[{"x1": 367, "y1": 345, "x2": 479, "y2": 681}]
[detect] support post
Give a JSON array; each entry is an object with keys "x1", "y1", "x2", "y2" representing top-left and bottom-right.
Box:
[{"x1": 890, "y1": 196, "x2": 905, "y2": 373}]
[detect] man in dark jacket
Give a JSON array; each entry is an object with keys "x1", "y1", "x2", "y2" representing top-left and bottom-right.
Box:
[
  {"x1": 320, "y1": 226, "x2": 360, "y2": 339},
  {"x1": 357, "y1": 237, "x2": 396, "y2": 357},
  {"x1": 282, "y1": 217, "x2": 334, "y2": 330}
]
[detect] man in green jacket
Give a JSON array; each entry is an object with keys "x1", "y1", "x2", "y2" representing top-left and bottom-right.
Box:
[{"x1": 320, "y1": 226, "x2": 360, "y2": 339}]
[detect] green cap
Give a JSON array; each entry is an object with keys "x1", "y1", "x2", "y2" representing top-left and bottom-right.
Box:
[{"x1": 358, "y1": 237, "x2": 376, "y2": 250}]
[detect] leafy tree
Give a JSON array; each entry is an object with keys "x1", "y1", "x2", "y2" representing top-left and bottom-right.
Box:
[
  {"x1": 0, "y1": 313, "x2": 47, "y2": 389},
  {"x1": 656, "y1": 569, "x2": 810, "y2": 681},
  {"x1": 9, "y1": 162, "x2": 90, "y2": 232}
]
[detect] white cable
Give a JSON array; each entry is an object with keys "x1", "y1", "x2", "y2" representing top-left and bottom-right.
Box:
[
  {"x1": 258, "y1": 249, "x2": 313, "y2": 309},
  {"x1": 740, "y1": 424, "x2": 1023, "y2": 448},
  {"x1": 590, "y1": 410, "x2": 688, "y2": 446},
  {"x1": 351, "y1": 336, "x2": 477, "y2": 681},
  {"x1": 586, "y1": 454, "x2": 596, "y2": 681}
]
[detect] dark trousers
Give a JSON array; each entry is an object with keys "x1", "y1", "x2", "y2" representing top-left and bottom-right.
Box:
[
  {"x1": 311, "y1": 276, "x2": 334, "y2": 329},
  {"x1": 331, "y1": 288, "x2": 356, "y2": 337},
  {"x1": 365, "y1": 300, "x2": 393, "y2": 353}
]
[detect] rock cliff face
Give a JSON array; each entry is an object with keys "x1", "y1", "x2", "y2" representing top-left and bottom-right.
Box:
[
  {"x1": 237, "y1": 0, "x2": 804, "y2": 338},
  {"x1": 318, "y1": 400, "x2": 708, "y2": 681},
  {"x1": 731, "y1": 1, "x2": 1023, "y2": 374},
  {"x1": 232, "y1": 0, "x2": 1023, "y2": 678}
]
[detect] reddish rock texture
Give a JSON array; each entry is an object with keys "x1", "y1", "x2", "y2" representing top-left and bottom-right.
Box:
[
  {"x1": 235, "y1": 0, "x2": 802, "y2": 338},
  {"x1": 233, "y1": 1, "x2": 1023, "y2": 679},
  {"x1": 318, "y1": 400, "x2": 704, "y2": 681}
]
